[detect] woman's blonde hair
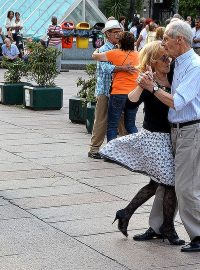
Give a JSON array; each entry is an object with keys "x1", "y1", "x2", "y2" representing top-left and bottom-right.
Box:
[{"x1": 138, "y1": 40, "x2": 164, "y2": 72}]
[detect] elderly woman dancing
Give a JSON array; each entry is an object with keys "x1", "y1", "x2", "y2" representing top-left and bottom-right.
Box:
[{"x1": 100, "y1": 41, "x2": 185, "y2": 245}]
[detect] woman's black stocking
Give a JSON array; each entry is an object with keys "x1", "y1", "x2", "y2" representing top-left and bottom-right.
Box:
[{"x1": 124, "y1": 179, "x2": 159, "y2": 217}]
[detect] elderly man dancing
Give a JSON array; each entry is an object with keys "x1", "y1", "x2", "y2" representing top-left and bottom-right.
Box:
[{"x1": 138, "y1": 20, "x2": 200, "y2": 252}]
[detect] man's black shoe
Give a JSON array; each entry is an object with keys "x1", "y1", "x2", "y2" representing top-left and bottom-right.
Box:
[
  {"x1": 88, "y1": 152, "x2": 102, "y2": 159},
  {"x1": 181, "y1": 238, "x2": 200, "y2": 252},
  {"x1": 133, "y1": 227, "x2": 163, "y2": 241}
]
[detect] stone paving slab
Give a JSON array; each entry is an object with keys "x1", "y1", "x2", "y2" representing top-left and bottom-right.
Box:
[
  {"x1": 0, "y1": 138, "x2": 68, "y2": 146},
  {"x1": 0, "y1": 197, "x2": 10, "y2": 205},
  {"x1": 46, "y1": 160, "x2": 125, "y2": 172},
  {"x1": 63, "y1": 167, "x2": 137, "y2": 180},
  {"x1": 0, "y1": 150, "x2": 26, "y2": 161},
  {"x1": 0, "y1": 162, "x2": 45, "y2": 172},
  {"x1": 0, "y1": 183, "x2": 98, "y2": 200},
  {"x1": 0, "y1": 132, "x2": 51, "y2": 140},
  {"x1": 14, "y1": 150, "x2": 86, "y2": 159},
  {"x1": 80, "y1": 174, "x2": 149, "y2": 187},
  {"x1": 11, "y1": 191, "x2": 120, "y2": 210},
  {"x1": 0, "y1": 176, "x2": 77, "y2": 190},
  {"x1": 0, "y1": 211, "x2": 127, "y2": 270},
  {"x1": 48, "y1": 212, "x2": 151, "y2": 237},
  {"x1": 0, "y1": 128, "x2": 28, "y2": 134},
  {"x1": 159, "y1": 265, "x2": 200, "y2": 270},
  {"x1": 2, "y1": 143, "x2": 82, "y2": 153},
  {"x1": 27, "y1": 156, "x2": 96, "y2": 165},
  {"x1": 30, "y1": 201, "x2": 147, "y2": 222},
  {"x1": 0, "y1": 169, "x2": 63, "y2": 181},
  {"x1": 98, "y1": 182, "x2": 153, "y2": 201},
  {"x1": 0, "y1": 204, "x2": 32, "y2": 220}
]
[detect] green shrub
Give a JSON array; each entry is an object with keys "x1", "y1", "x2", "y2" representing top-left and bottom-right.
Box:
[
  {"x1": 77, "y1": 63, "x2": 97, "y2": 103},
  {"x1": 27, "y1": 42, "x2": 61, "y2": 87},
  {"x1": 1, "y1": 58, "x2": 29, "y2": 83}
]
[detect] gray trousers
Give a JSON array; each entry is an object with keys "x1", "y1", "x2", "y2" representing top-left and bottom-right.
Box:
[
  {"x1": 48, "y1": 43, "x2": 62, "y2": 72},
  {"x1": 149, "y1": 123, "x2": 200, "y2": 238},
  {"x1": 171, "y1": 123, "x2": 200, "y2": 240},
  {"x1": 149, "y1": 185, "x2": 164, "y2": 234},
  {"x1": 149, "y1": 185, "x2": 178, "y2": 234}
]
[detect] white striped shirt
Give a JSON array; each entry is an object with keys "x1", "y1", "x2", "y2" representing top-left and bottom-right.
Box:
[
  {"x1": 169, "y1": 49, "x2": 200, "y2": 123},
  {"x1": 47, "y1": 24, "x2": 63, "y2": 46}
]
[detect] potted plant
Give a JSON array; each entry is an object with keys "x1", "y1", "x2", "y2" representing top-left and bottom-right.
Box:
[
  {"x1": 0, "y1": 58, "x2": 29, "y2": 105},
  {"x1": 23, "y1": 42, "x2": 63, "y2": 110},
  {"x1": 69, "y1": 63, "x2": 96, "y2": 133}
]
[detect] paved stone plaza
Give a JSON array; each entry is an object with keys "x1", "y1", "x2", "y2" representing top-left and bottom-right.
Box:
[{"x1": 0, "y1": 69, "x2": 199, "y2": 270}]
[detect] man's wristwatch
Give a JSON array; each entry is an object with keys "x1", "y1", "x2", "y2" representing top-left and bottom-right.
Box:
[{"x1": 152, "y1": 85, "x2": 159, "y2": 95}]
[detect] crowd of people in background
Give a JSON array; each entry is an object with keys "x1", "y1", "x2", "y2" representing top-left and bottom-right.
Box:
[
  {"x1": 0, "y1": 11, "x2": 63, "y2": 73},
  {"x1": 0, "y1": 10, "x2": 23, "y2": 61}
]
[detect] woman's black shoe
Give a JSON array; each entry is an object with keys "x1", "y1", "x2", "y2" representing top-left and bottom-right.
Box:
[
  {"x1": 113, "y1": 209, "x2": 129, "y2": 237},
  {"x1": 159, "y1": 225, "x2": 185, "y2": 245}
]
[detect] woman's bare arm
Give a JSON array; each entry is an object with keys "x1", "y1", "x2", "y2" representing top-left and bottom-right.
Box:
[
  {"x1": 128, "y1": 86, "x2": 143, "y2": 102},
  {"x1": 92, "y1": 49, "x2": 108, "y2": 61}
]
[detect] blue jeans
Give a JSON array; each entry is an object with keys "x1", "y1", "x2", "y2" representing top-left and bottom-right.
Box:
[{"x1": 107, "y1": 94, "x2": 138, "y2": 142}]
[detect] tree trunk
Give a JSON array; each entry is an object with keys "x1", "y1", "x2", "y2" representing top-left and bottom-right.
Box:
[{"x1": 129, "y1": 0, "x2": 135, "y2": 20}]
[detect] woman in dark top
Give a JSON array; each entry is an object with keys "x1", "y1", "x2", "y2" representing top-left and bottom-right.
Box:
[{"x1": 100, "y1": 41, "x2": 184, "y2": 245}]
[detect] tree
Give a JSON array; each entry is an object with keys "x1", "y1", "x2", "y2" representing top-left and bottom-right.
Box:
[
  {"x1": 179, "y1": 0, "x2": 200, "y2": 18},
  {"x1": 101, "y1": 0, "x2": 144, "y2": 22},
  {"x1": 101, "y1": 0, "x2": 129, "y2": 19},
  {"x1": 134, "y1": 0, "x2": 143, "y2": 16},
  {"x1": 129, "y1": 0, "x2": 135, "y2": 20}
]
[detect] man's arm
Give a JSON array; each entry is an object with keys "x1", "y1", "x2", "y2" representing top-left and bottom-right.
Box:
[
  {"x1": 153, "y1": 89, "x2": 174, "y2": 108},
  {"x1": 136, "y1": 35, "x2": 143, "y2": 51},
  {"x1": 114, "y1": 64, "x2": 137, "y2": 74},
  {"x1": 92, "y1": 49, "x2": 107, "y2": 61},
  {"x1": 94, "y1": 49, "x2": 137, "y2": 74}
]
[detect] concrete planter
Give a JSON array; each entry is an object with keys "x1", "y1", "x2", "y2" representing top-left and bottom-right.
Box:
[
  {"x1": 23, "y1": 85, "x2": 63, "y2": 110},
  {"x1": 69, "y1": 96, "x2": 87, "y2": 124},
  {"x1": 0, "y1": 82, "x2": 28, "y2": 105}
]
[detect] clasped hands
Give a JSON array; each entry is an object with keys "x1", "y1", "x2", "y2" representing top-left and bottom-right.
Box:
[{"x1": 137, "y1": 66, "x2": 155, "y2": 92}]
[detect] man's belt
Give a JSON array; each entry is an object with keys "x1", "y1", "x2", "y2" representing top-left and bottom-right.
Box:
[{"x1": 170, "y1": 119, "x2": 200, "y2": 128}]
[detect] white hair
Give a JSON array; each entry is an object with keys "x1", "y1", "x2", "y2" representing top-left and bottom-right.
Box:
[
  {"x1": 165, "y1": 20, "x2": 193, "y2": 46},
  {"x1": 4, "y1": 38, "x2": 11, "y2": 43}
]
